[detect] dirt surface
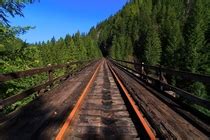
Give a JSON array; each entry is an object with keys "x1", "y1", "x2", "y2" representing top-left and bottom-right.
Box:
[
  {"x1": 63, "y1": 60, "x2": 140, "y2": 140},
  {"x1": 0, "y1": 60, "x2": 101, "y2": 140},
  {"x1": 110, "y1": 61, "x2": 209, "y2": 139}
]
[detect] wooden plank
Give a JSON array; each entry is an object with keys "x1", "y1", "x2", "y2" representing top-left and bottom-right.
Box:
[
  {"x1": 112, "y1": 62, "x2": 210, "y2": 137},
  {"x1": 0, "y1": 75, "x2": 66, "y2": 108},
  {"x1": 0, "y1": 61, "x2": 84, "y2": 82},
  {"x1": 112, "y1": 60, "x2": 210, "y2": 110},
  {"x1": 161, "y1": 83, "x2": 210, "y2": 110},
  {"x1": 111, "y1": 58, "x2": 210, "y2": 83},
  {"x1": 0, "y1": 60, "x2": 95, "y2": 108}
]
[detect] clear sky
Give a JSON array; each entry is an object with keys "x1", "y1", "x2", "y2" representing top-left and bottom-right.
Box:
[{"x1": 8, "y1": 0, "x2": 127, "y2": 43}]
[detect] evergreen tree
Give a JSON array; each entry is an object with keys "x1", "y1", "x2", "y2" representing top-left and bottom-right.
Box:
[
  {"x1": 144, "y1": 24, "x2": 162, "y2": 65},
  {"x1": 183, "y1": 0, "x2": 207, "y2": 73},
  {"x1": 160, "y1": 6, "x2": 183, "y2": 68}
]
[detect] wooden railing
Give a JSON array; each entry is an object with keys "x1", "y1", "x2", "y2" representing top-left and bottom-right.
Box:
[
  {"x1": 110, "y1": 59, "x2": 210, "y2": 83},
  {"x1": 0, "y1": 60, "x2": 94, "y2": 109},
  {"x1": 110, "y1": 58, "x2": 210, "y2": 111}
]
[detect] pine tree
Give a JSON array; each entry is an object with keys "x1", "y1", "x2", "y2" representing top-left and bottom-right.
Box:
[
  {"x1": 160, "y1": 6, "x2": 183, "y2": 68},
  {"x1": 144, "y1": 24, "x2": 162, "y2": 65},
  {"x1": 184, "y1": 0, "x2": 207, "y2": 73}
]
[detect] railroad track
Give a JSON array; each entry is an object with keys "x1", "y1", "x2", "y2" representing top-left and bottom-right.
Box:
[
  {"x1": 109, "y1": 60, "x2": 209, "y2": 139},
  {"x1": 1, "y1": 59, "x2": 208, "y2": 139},
  {"x1": 55, "y1": 60, "x2": 156, "y2": 140}
]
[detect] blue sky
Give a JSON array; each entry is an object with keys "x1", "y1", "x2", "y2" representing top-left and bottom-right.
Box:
[{"x1": 8, "y1": 0, "x2": 127, "y2": 43}]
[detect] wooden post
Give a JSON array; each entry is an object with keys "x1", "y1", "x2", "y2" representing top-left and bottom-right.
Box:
[
  {"x1": 141, "y1": 62, "x2": 147, "y2": 81},
  {"x1": 158, "y1": 65, "x2": 162, "y2": 81},
  {"x1": 48, "y1": 64, "x2": 53, "y2": 87},
  {"x1": 140, "y1": 62, "x2": 143, "y2": 74},
  {"x1": 65, "y1": 62, "x2": 70, "y2": 76},
  {"x1": 0, "y1": 99, "x2": 3, "y2": 110},
  {"x1": 159, "y1": 65, "x2": 167, "y2": 83},
  {"x1": 157, "y1": 65, "x2": 163, "y2": 91},
  {"x1": 141, "y1": 62, "x2": 146, "y2": 75},
  {"x1": 158, "y1": 65, "x2": 167, "y2": 91}
]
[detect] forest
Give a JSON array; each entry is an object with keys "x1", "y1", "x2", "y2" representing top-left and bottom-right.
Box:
[
  {"x1": 0, "y1": 0, "x2": 210, "y2": 115},
  {"x1": 91, "y1": 0, "x2": 210, "y2": 115}
]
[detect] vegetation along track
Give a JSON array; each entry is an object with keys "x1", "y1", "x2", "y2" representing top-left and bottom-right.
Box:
[{"x1": 56, "y1": 59, "x2": 155, "y2": 140}]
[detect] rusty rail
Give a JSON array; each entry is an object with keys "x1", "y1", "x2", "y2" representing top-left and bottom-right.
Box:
[
  {"x1": 109, "y1": 58, "x2": 210, "y2": 111},
  {"x1": 0, "y1": 60, "x2": 93, "y2": 109}
]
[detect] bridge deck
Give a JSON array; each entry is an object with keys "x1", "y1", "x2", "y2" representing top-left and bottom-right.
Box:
[
  {"x1": 0, "y1": 61, "x2": 101, "y2": 140},
  {"x1": 111, "y1": 62, "x2": 208, "y2": 139},
  {"x1": 63, "y1": 60, "x2": 139, "y2": 139},
  {"x1": 0, "y1": 59, "x2": 209, "y2": 139}
]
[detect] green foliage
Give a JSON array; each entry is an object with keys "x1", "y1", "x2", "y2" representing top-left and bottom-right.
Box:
[
  {"x1": 0, "y1": 0, "x2": 102, "y2": 115},
  {"x1": 39, "y1": 32, "x2": 101, "y2": 66},
  {"x1": 1, "y1": 0, "x2": 210, "y2": 116},
  {"x1": 0, "y1": 0, "x2": 36, "y2": 25},
  {"x1": 183, "y1": 0, "x2": 208, "y2": 73},
  {"x1": 0, "y1": 32, "x2": 102, "y2": 114},
  {"x1": 93, "y1": 0, "x2": 210, "y2": 115},
  {"x1": 143, "y1": 24, "x2": 161, "y2": 65},
  {"x1": 189, "y1": 82, "x2": 208, "y2": 100}
]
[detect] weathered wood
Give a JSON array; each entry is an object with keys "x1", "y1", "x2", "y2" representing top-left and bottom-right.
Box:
[
  {"x1": 64, "y1": 61, "x2": 141, "y2": 139},
  {"x1": 65, "y1": 62, "x2": 71, "y2": 75},
  {"x1": 0, "y1": 61, "x2": 100, "y2": 139},
  {"x1": 0, "y1": 60, "x2": 93, "y2": 108},
  {"x1": 111, "y1": 59, "x2": 210, "y2": 110},
  {"x1": 111, "y1": 58, "x2": 210, "y2": 83},
  {"x1": 161, "y1": 83, "x2": 210, "y2": 110},
  {"x1": 0, "y1": 61, "x2": 86, "y2": 82},
  {"x1": 109, "y1": 62, "x2": 209, "y2": 139},
  {"x1": 0, "y1": 75, "x2": 66, "y2": 108}
]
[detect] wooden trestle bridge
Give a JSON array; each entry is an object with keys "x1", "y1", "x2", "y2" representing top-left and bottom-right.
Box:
[{"x1": 0, "y1": 58, "x2": 209, "y2": 139}]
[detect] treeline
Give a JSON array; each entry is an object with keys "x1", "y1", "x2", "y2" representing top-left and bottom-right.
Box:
[
  {"x1": 90, "y1": 0, "x2": 210, "y2": 114},
  {"x1": 94, "y1": 0, "x2": 209, "y2": 72},
  {"x1": 37, "y1": 32, "x2": 101, "y2": 66},
  {"x1": 0, "y1": 32, "x2": 101, "y2": 72}
]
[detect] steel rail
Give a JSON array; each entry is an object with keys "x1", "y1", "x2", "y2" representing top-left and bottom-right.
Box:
[
  {"x1": 108, "y1": 62, "x2": 157, "y2": 140},
  {"x1": 110, "y1": 60, "x2": 210, "y2": 110},
  {"x1": 55, "y1": 60, "x2": 103, "y2": 140}
]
